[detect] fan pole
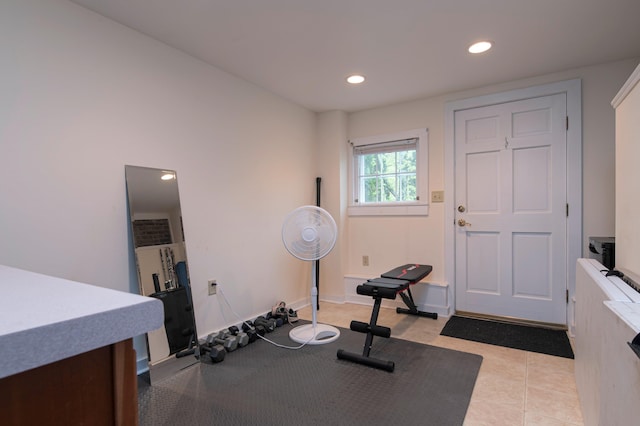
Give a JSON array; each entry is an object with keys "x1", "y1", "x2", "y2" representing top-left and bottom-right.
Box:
[
  {"x1": 311, "y1": 261, "x2": 318, "y2": 327},
  {"x1": 315, "y1": 177, "x2": 321, "y2": 311}
]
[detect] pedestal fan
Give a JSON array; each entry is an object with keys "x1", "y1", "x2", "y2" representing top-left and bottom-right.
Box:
[{"x1": 282, "y1": 205, "x2": 340, "y2": 345}]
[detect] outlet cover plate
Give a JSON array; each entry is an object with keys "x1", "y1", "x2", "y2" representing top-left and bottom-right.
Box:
[{"x1": 431, "y1": 190, "x2": 444, "y2": 203}]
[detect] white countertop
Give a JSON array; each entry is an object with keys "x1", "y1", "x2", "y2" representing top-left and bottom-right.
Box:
[
  {"x1": 0, "y1": 265, "x2": 164, "y2": 379},
  {"x1": 577, "y1": 259, "x2": 640, "y2": 334},
  {"x1": 605, "y1": 301, "x2": 640, "y2": 334}
]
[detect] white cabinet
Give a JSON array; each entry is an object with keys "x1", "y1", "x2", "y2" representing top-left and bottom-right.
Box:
[{"x1": 612, "y1": 62, "x2": 640, "y2": 282}]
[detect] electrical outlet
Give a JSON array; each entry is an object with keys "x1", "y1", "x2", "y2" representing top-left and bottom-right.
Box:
[
  {"x1": 208, "y1": 279, "x2": 217, "y2": 296},
  {"x1": 431, "y1": 190, "x2": 444, "y2": 203},
  {"x1": 362, "y1": 255, "x2": 369, "y2": 266}
]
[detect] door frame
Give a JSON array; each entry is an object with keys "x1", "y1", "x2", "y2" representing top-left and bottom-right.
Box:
[{"x1": 444, "y1": 79, "x2": 582, "y2": 334}]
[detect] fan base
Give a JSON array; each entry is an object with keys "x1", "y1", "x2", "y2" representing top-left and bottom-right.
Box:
[{"x1": 289, "y1": 323, "x2": 340, "y2": 345}]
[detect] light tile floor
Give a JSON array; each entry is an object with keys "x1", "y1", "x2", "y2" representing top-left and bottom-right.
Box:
[{"x1": 297, "y1": 302, "x2": 584, "y2": 426}]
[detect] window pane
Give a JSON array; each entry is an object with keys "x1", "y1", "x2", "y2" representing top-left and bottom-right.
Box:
[
  {"x1": 398, "y1": 174, "x2": 416, "y2": 201},
  {"x1": 362, "y1": 154, "x2": 378, "y2": 175},
  {"x1": 363, "y1": 177, "x2": 379, "y2": 202},
  {"x1": 397, "y1": 150, "x2": 416, "y2": 173},
  {"x1": 382, "y1": 176, "x2": 397, "y2": 201},
  {"x1": 379, "y1": 152, "x2": 397, "y2": 174}
]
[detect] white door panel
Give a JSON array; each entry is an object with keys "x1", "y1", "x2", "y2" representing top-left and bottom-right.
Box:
[
  {"x1": 512, "y1": 232, "x2": 551, "y2": 299},
  {"x1": 466, "y1": 232, "x2": 500, "y2": 294},
  {"x1": 513, "y1": 146, "x2": 551, "y2": 212},
  {"x1": 466, "y1": 151, "x2": 500, "y2": 213},
  {"x1": 455, "y1": 93, "x2": 567, "y2": 324}
]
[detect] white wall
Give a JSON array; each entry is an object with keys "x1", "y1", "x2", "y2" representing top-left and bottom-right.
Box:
[
  {"x1": 0, "y1": 0, "x2": 317, "y2": 344},
  {"x1": 315, "y1": 111, "x2": 349, "y2": 301},
  {"x1": 344, "y1": 59, "x2": 639, "y2": 291}
]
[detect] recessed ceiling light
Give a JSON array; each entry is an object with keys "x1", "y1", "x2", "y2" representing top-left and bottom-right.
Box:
[
  {"x1": 468, "y1": 41, "x2": 493, "y2": 54},
  {"x1": 347, "y1": 74, "x2": 366, "y2": 84},
  {"x1": 161, "y1": 173, "x2": 175, "y2": 180}
]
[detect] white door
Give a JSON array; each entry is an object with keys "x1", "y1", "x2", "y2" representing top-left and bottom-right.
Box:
[{"x1": 454, "y1": 93, "x2": 567, "y2": 325}]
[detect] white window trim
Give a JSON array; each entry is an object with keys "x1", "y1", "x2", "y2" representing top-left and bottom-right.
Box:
[{"x1": 348, "y1": 128, "x2": 429, "y2": 217}]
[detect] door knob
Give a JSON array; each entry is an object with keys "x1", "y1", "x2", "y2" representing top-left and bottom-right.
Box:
[
  {"x1": 457, "y1": 219, "x2": 471, "y2": 227},
  {"x1": 457, "y1": 205, "x2": 466, "y2": 212}
]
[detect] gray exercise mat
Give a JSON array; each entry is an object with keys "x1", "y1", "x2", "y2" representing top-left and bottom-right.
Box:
[{"x1": 139, "y1": 323, "x2": 483, "y2": 425}]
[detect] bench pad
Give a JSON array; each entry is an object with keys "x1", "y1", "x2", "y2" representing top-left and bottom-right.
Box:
[{"x1": 381, "y1": 264, "x2": 432, "y2": 283}]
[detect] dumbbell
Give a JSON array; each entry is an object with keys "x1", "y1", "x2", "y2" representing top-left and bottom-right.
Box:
[
  {"x1": 254, "y1": 316, "x2": 276, "y2": 332},
  {"x1": 210, "y1": 331, "x2": 239, "y2": 352},
  {"x1": 242, "y1": 320, "x2": 266, "y2": 337},
  {"x1": 265, "y1": 312, "x2": 284, "y2": 327},
  {"x1": 244, "y1": 328, "x2": 258, "y2": 343},
  {"x1": 199, "y1": 342, "x2": 226, "y2": 363},
  {"x1": 227, "y1": 326, "x2": 251, "y2": 346}
]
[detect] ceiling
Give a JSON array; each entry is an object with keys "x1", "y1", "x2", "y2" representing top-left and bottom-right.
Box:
[{"x1": 71, "y1": 0, "x2": 640, "y2": 113}]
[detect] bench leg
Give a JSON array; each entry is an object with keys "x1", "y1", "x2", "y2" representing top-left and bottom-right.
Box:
[
  {"x1": 336, "y1": 297, "x2": 396, "y2": 372},
  {"x1": 337, "y1": 349, "x2": 395, "y2": 372},
  {"x1": 396, "y1": 287, "x2": 438, "y2": 319},
  {"x1": 361, "y1": 296, "x2": 383, "y2": 357}
]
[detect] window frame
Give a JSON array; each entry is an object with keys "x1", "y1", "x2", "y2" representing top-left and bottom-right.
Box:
[{"x1": 348, "y1": 128, "x2": 429, "y2": 217}]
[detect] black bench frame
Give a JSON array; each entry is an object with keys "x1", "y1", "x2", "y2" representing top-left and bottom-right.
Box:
[{"x1": 336, "y1": 264, "x2": 437, "y2": 372}]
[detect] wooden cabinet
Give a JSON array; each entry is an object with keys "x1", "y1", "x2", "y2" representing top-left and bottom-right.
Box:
[{"x1": 0, "y1": 339, "x2": 138, "y2": 425}]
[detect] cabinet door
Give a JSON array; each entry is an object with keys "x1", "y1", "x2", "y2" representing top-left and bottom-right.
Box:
[{"x1": 0, "y1": 339, "x2": 138, "y2": 426}]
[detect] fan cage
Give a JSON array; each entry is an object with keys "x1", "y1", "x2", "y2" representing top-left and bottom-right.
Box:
[{"x1": 282, "y1": 206, "x2": 337, "y2": 261}]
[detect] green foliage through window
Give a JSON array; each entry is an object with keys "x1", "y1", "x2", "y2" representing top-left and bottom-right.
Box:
[{"x1": 356, "y1": 143, "x2": 417, "y2": 204}]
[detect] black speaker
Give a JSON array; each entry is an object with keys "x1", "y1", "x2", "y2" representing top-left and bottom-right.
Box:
[{"x1": 151, "y1": 287, "x2": 195, "y2": 355}]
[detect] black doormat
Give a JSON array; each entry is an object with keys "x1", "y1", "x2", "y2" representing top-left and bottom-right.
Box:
[
  {"x1": 139, "y1": 323, "x2": 483, "y2": 426},
  {"x1": 440, "y1": 316, "x2": 574, "y2": 359}
]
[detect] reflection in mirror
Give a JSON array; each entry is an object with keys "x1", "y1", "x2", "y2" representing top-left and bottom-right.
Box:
[{"x1": 125, "y1": 165, "x2": 199, "y2": 384}]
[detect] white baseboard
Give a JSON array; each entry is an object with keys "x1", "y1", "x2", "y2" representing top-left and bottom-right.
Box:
[{"x1": 137, "y1": 357, "x2": 149, "y2": 375}]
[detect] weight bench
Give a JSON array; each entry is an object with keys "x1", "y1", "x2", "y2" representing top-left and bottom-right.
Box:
[{"x1": 336, "y1": 264, "x2": 437, "y2": 372}]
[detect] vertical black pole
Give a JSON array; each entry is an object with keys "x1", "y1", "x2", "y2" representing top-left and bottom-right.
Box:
[{"x1": 315, "y1": 177, "x2": 321, "y2": 311}]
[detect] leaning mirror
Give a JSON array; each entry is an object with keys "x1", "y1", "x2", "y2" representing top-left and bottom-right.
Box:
[{"x1": 125, "y1": 165, "x2": 199, "y2": 384}]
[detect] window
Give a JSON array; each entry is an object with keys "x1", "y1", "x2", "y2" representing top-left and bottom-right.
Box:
[{"x1": 348, "y1": 129, "x2": 428, "y2": 216}]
